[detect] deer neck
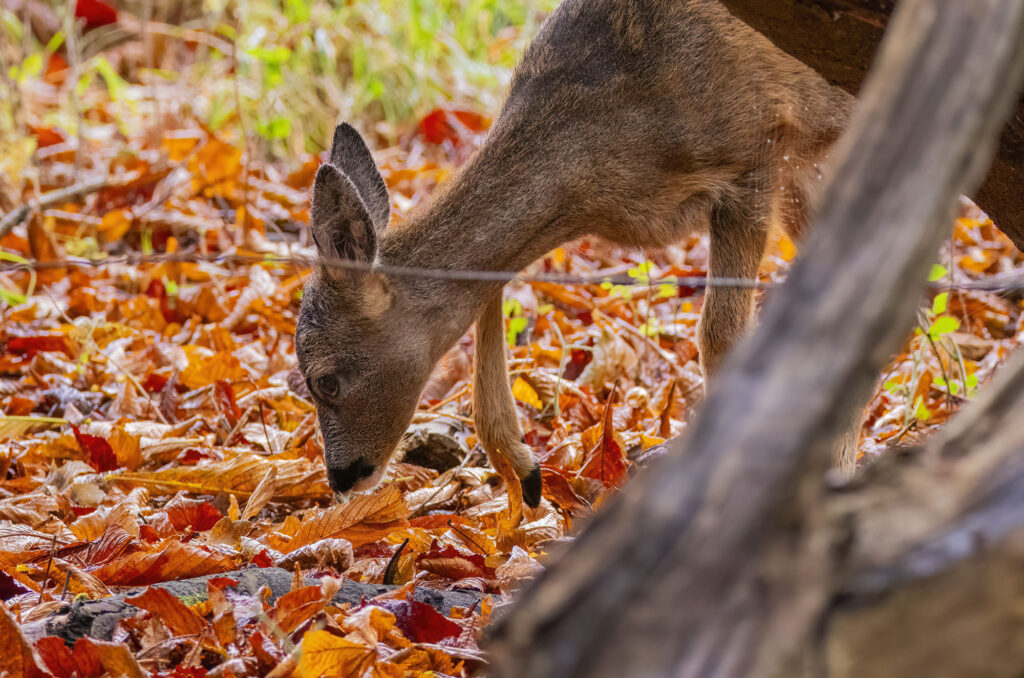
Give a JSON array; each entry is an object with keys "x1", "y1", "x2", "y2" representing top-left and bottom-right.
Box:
[{"x1": 377, "y1": 146, "x2": 570, "y2": 360}]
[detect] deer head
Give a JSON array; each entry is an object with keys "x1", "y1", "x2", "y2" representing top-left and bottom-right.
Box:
[{"x1": 295, "y1": 124, "x2": 435, "y2": 497}]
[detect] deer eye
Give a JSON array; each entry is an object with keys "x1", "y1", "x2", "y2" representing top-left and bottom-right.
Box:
[{"x1": 316, "y1": 374, "x2": 340, "y2": 399}]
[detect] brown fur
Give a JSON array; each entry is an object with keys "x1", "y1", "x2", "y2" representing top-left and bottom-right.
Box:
[{"x1": 296, "y1": 0, "x2": 855, "y2": 503}]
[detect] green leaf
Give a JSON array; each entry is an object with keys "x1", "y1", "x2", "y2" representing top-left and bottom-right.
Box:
[
  {"x1": 0, "y1": 288, "x2": 26, "y2": 307},
  {"x1": 638, "y1": 321, "x2": 660, "y2": 337},
  {"x1": 284, "y1": 0, "x2": 311, "y2": 23},
  {"x1": 502, "y1": 298, "x2": 522, "y2": 318},
  {"x1": 949, "y1": 381, "x2": 961, "y2": 396},
  {"x1": 94, "y1": 57, "x2": 128, "y2": 101},
  {"x1": 933, "y1": 376, "x2": 947, "y2": 388},
  {"x1": 913, "y1": 397, "x2": 931, "y2": 421},
  {"x1": 966, "y1": 374, "x2": 979, "y2": 389},
  {"x1": 627, "y1": 260, "x2": 654, "y2": 283},
  {"x1": 932, "y1": 292, "x2": 949, "y2": 315},
  {"x1": 928, "y1": 316, "x2": 960, "y2": 338},
  {"x1": 506, "y1": 316, "x2": 527, "y2": 346},
  {"x1": 928, "y1": 264, "x2": 949, "y2": 282},
  {"x1": 258, "y1": 116, "x2": 292, "y2": 140},
  {"x1": 0, "y1": 251, "x2": 30, "y2": 265},
  {"x1": 884, "y1": 379, "x2": 900, "y2": 393},
  {"x1": 16, "y1": 53, "x2": 43, "y2": 83}
]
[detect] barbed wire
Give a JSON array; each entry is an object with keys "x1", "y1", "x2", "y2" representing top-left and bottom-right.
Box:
[{"x1": 2, "y1": 250, "x2": 1024, "y2": 293}]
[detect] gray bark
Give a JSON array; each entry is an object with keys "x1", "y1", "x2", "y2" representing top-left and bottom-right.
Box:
[
  {"x1": 487, "y1": 2, "x2": 1024, "y2": 676},
  {"x1": 23, "y1": 567, "x2": 481, "y2": 646}
]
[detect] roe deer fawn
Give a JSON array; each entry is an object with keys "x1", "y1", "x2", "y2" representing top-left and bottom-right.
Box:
[{"x1": 295, "y1": 0, "x2": 856, "y2": 506}]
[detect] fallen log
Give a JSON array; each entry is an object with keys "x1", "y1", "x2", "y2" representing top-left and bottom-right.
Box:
[
  {"x1": 719, "y1": 0, "x2": 1024, "y2": 250},
  {"x1": 488, "y1": 1, "x2": 1024, "y2": 676},
  {"x1": 818, "y1": 350, "x2": 1024, "y2": 678},
  {"x1": 21, "y1": 567, "x2": 482, "y2": 646}
]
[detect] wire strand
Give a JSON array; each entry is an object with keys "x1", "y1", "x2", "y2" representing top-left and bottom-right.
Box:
[{"x1": 1, "y1": 250, "x2": 1022, "y2": 292}]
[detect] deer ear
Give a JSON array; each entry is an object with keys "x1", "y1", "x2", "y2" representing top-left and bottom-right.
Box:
[
  {"x1": 328, "y1": 123, "x2": 391, "y2": 234},
  {"x1": 310, "y1": 163, "x2": 378, "y2": 276}
]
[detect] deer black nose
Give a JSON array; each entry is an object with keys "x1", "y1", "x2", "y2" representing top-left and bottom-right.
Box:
[{"x1": 328, "y1": 458, "x2": 375, "y2": 493}]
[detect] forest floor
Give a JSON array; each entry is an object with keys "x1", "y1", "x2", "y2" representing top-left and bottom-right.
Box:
[{"x1": 3, "y1": 2, "x2": 1024, "y2": 676}]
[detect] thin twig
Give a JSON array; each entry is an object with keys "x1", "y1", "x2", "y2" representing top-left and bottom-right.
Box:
[
  {"x1": 38, "y1": 533, "x2": 58, "y2": 606},
  {"x1": 0, "y1": 178, "x2": 110, "y2": 237}
]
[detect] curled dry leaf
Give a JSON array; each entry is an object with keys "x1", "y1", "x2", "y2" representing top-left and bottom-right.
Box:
[
  {"x1": 109, "y1": 452, "x2": 330, "y2": 500},
  {"x1": 241, "y1": 465, "x2": 278, "y2": 520},
  {"x1": 125, "y1": 585, "x2": 206, "y2": 637},
  {"x1": 371, "y1": 599, "x2": 463, "y2": 644},
  {"x1": 92, "y1": 539, "x2": 237, "y2": 585},
  {"x1": 286, "y1": 485, "x2": 409, "y2": 552},
  {"x1": 276, "y1": 537, "x2": 354, "y2": 573},
  {"x1": 495, "y1": 546, "x2": 546, "y2": 596}
]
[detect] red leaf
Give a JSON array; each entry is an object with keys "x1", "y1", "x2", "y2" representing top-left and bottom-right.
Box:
[
  {"x1": 251, "y1": 548, "x2": 274, "y2": 568},
  {"x1": 75, "y1": 0, "x2": 117, "y2": 28},
  {"x1": 165, "y1": 496, "x2": 223, "y2": 532},
  {"x1": 0, "y1": 568, "x2": 31, "y2": 601},
  {"x1": 580, "y1": 383, "x2": 629, "y2": 488},
  {"x1": 71, "y1": 425, "x2": 119, "y2": 472},
  {"x1": 7, "y1": 335, "x2": 71, "y2": 358},
  {"x1": 372, "y1": 599, "x2": 461, "y2": 644},
  {"x1": 160, "y1": 668, "x2": 208, "y2": 678},
  {"x1": 416, "y1": 544, "x2": 493, "y2": 580},
  {"x1": 35, "y1": 637, "x2": 78, "y2": 678},
  {"x1": 207, "y1": 576, "x2": 240, "y2": 592},
  {"x1": 69, "y1": 638, "x2": 103, "y2": 678},
  {"x1": 142, "y1": 372, "x2": 169, "y2": 392},
  {"x1": 214, "y1": 380, "x2": 242, "y2": 427},
  {"x1": 139, "y1": 524, "x2": 159, "y2": 543},
  {"x1": 416, "y1": 108, "x2": 488, "y2": 146},
  {"x1": 540, "y1": 466, "x2": 591, "y2": 513},
  {"x1": 28, "y1": 126, "x2": 65, "y2": 148}
]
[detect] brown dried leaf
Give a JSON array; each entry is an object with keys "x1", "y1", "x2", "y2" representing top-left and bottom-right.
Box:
[
  {"x1": 125, "y1": 585, "x2": 206, "y2": 636},
  {"x1": 0, "y1": 604, "x2": 47, "y2": 678},
  {"x1": 92, "y1": 539, "x2": 237, "y2": 585},
  {"x1": 286, "y1": 485, "x2": 408, "y2": 552}
]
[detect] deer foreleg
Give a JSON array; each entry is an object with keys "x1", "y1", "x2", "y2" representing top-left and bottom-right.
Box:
[{"x1": 473, "y1": 292, "x2": 542, "y2": 507}]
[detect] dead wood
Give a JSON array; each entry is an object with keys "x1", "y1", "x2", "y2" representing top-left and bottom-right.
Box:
[
  {"x1": 817, "y1": 350, "x2": 1024, "y2": 677},
  {"x1": 487, "y1": 2, "x2": 1024, "y2": 677},
  {"x1": 718, "y1": 0, "x2": 1024, "y2": 251},
  {"x1": 22, "y1": 567, "x2": 482, "y2": 646}
]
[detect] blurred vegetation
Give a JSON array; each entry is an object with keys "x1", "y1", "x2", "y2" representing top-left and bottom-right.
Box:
[{"x1": 0, "y1": 0, "x2": 555, "y2": 175}]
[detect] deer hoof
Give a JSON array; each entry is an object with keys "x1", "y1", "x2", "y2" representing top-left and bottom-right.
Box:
[{"x1": 521, "y1": 464, "x2": 542, "y2": 508}]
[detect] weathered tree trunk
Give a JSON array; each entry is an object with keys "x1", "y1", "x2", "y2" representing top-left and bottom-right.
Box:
[
  {"x1": 718, "y1": 0, "x2": 1024, "y2": 250},
  {"x1": 820, "y1": 350, "x2": 1024, "y2": 677},
  {"x1": 487, "y1": 2, "x2": 1024, "y2": 677}
]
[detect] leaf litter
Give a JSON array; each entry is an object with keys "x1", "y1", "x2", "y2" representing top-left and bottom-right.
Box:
[{"x1": 4, "y1": 12, "x2": 1024, "y2": 678}]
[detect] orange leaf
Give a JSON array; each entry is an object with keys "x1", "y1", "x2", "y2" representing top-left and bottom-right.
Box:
[
  {"x1": 286, "y1": 485, "x2": 408, "y2": 552},
  {"x1": 125, "y1": 585, "x2": 206, "y2": 636},
  {"x1": 540, "y1": 466, "x2": 591, "y2": 513},
  {"x1": 110, "y1": 453, "x2": 330, "y2": 500},
  {"x1": 297, "y1": 630, "x2": 375, "y2": 678},
  {"x1": 0, "y1": 604, "x2": 47, "y2": 678},
  {"x1": 180, "y1": 349, "x2": 247, "y2": 389},
  {"x1": 268, "y1": 584, "x2": 332, "y2": 634},
  {"x1": 71, "y1": 637, "x2": 145, "y2": 678},
  {"x1": 92, "y1": 539, "x2": 237, "y2": 585}
]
